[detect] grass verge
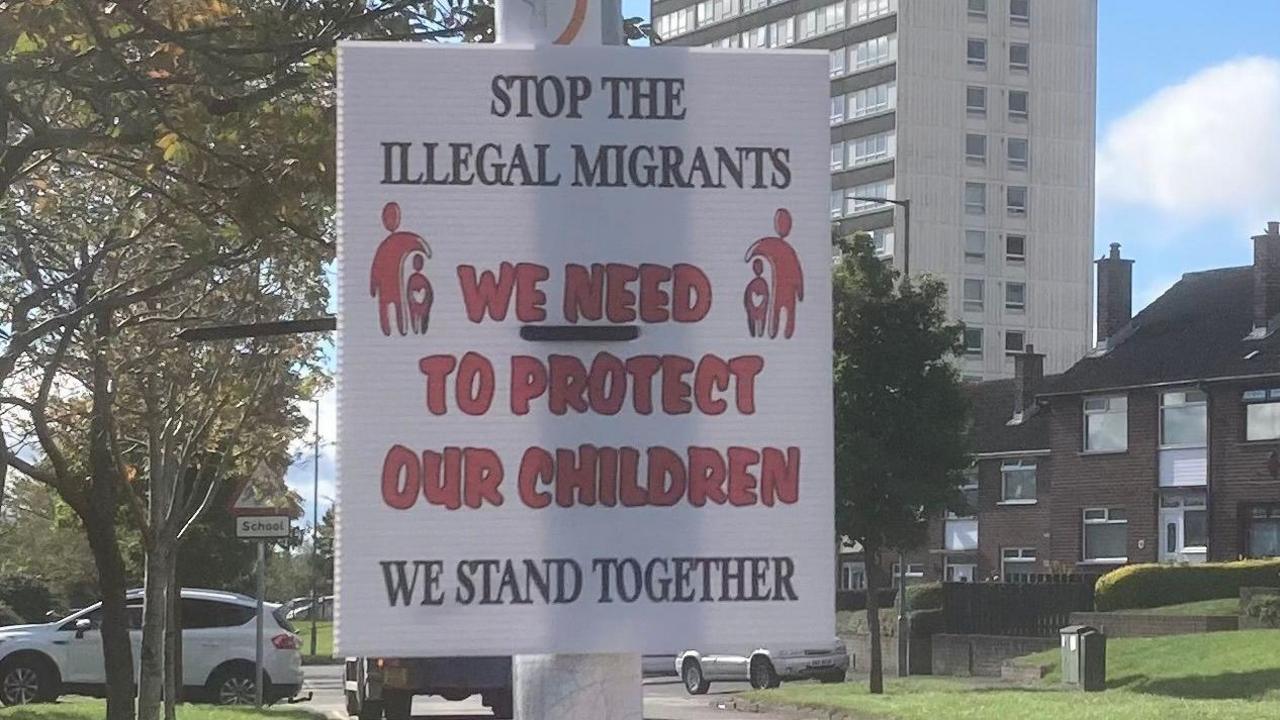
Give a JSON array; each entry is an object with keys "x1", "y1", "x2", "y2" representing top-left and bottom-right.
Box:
[
  {"x1": 0, "y1": 699, "x2": 325, "y2": 720},
  {"x1": 746, "y1": 630, "x2": 1280, "y2": 720},
  {"x1": 1118, "y1": 598, "x2": 1239, "y2": 616}
]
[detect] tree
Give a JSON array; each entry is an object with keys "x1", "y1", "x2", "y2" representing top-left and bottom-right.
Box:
[{"x1": 831, "y1": 233, "x2": 971, "y2": 694}]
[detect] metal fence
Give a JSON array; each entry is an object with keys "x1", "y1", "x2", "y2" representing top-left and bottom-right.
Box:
[{"x1": 942, "y1": 579, "x2": 1097, "y2": 637}]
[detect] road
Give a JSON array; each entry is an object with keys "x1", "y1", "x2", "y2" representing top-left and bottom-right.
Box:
[{"x1": 299, "y1": 665, "x2": 806, "y2": 720}]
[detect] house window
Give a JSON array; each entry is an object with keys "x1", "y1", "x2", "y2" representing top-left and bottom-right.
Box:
[
  {"x1": 853, "y1": 0, "x2": 895, "y2": 23},
  {"x1": 1006, "y1": 234, "x2": 1027, "y2": 263},
  {"x1": 831, "y1": 142, "x2": 845, "y2": 171},
  {"x1": 1083, "y1": 508, "x2": 1128, "y2": 562},
  {"x1": 965, "y1": 230, "x2": 987, "y2": 262},
  {"x1": 1010, "y1": 43, "x2": 1030, "y2": 72},
  {"x1": 1084, "y1": 395, "x2": 1128, "y2": 452},
  {"x1": 1002, "y1": 548, "x2": 1037, "y2": 580},
  {"x1": 830, "y1": 48, "x2": 847, "y2": 77},
  {"x1": 890, "y1": 563, "x2": 926, "y2": 583},
  {"x1": 1005, "y1": 330, "x2": 1026, "y2": 354},
  {"x1": 848, "y1": 82, "x2": 897, "y2": 119},
  {"x1": 1245, "y1": 504, "x2": 1280, "y2": 558},
  {"x1": 1010, "y1": 0, "x2": 1030, "y2": 23},
  {"x1": 771, "y1": 17, "x2": 795, "y2": 47},
  {"x1": 830, "y1": 95, "x2": 846, "y2": 124},
  {"x1": 965, "y1": 182, "x2": 986, "y2": 215},
  {"x1": 1008, "y1": 137, "x2": 1029, "y2": 170},
  {"x1": 1006, "y1": 282, "x2": 1026, "y2": 312},
  {"x1": 964, "y1": 327, "x2": 984, "y2": 356},
  {"x1": 953, "y1": 468, "x2": 979, "y2": 517},
  {"x1": 1009, "y1": 90, "x2": 1029, "y2": 120},
  {"x1": 840, "y1": 561, "x2": 866, "y2": 590},
  {"x1": 817, "y1": 1, "x2": 847, "y2": 35},
  {"x1": 967, "y1": 38, "x2": 988, "y2": 68},
  {"x1": 964, "y1": 279, "x2": 985, "y2": 312},
  {"x1": 1007, "y1": 186, "x2": 1028, "y2": 216},
  {"x1": 852, "y1": 34, "x2": 897, "y2": 70},
  {"x1": 966, "y1": 86, "x2": 987, "y2": 115},
  {"x1": 740, "y1": 26, "x2": 767, "y2": 48},
  {"x1": 968, "y1": 0, "x2": 987, "y2": 17},
  {"x1": 1001, "y1": 459, "x2": 1037, "y2": 502},
  {"x1": 848, "y1": 181, "x2": 895, "y2": 214},
  {"x1": 966, "y1": 133, "x2": 987, "y2": 164},
  {"x1": 848, "y1": 131, "x2": 896, "y2": 167},
  {"x1": 869, "y1": 228, "x2": 895, "y2": 258},
  {"x1": 830, "y1": 191, "x2": 844, "y2": 219},
  {"x1": 1243, "y1": 389, "x2": 1280, "y2": 441},
  {"x1": 1161, "y1": 390, "x2": 1208, "y2": 448},
  {"x1": 798, "y1": 9, "x2": 818, "y2": 39}
]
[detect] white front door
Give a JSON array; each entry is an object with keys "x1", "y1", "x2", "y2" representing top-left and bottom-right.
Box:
[{"x1": 1160, "y1": 503, "x2": 1208, "y2": 564}]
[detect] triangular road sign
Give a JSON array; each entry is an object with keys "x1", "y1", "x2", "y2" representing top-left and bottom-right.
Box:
[{"x1": 229, "y1": 460, "x2": 301, "y2": 517}]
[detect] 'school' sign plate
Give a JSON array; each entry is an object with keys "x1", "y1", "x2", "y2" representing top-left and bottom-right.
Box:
[{"x1": 335, "y1": 43, "x2": 833, "y2": 657}]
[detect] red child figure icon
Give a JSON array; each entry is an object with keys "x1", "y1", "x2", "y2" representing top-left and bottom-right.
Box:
[
  {"x1": 744, "y1": 258, "x2": 771, "y2": 337},
  {"x1": 369, "y1": 202, "x2": 432, "y2": 337},
  {"x1": 744, "y1": 208, "x2": 805, "y2": 339},
  {"x1": 406, "y1": 254, "x2": 434, "y2": 335}
]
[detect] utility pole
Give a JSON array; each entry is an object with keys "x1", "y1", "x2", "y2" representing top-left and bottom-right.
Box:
[
  {"x1": 846, "y1": 196, "x2": 911, "y2": 276},
  {"x1": 309, "y1": 397, "x2": 320, "y2": 657}
]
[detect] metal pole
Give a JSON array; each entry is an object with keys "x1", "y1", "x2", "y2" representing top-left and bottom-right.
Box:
[
  {"x1": 900, "y1": 199, "x2": 911, "y2": 277},
  {"x1": 255, "y1": 541, "x2": 266, "y2": 707},
  {"x1": 897, "y1": 552, "x2": 909, "y2": 677},
  {"x1": 310, "y1": 398, "x2": 320, "y2": 657}
]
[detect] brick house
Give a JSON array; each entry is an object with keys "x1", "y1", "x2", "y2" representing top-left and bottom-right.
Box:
[{"x1": 892, "y1": 223, "x2": 1280, "y2": 584}]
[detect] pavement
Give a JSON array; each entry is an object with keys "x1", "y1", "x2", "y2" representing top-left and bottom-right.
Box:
[{"x1": 299, "y1": 665, "x2": 803, "y2": 720}]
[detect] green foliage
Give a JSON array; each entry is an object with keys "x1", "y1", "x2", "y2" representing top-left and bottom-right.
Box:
[
  {"x1": 831, "y1": 232, "x2": 972, "y2": 555},
  {"x1": 1094, "y1": 559, "x2": 1280, "y2": 611},
  {"x1": 0, "y1": 574, "x2": 58, "y2": 623},
  {"x1": 0, "y1": 601, "x2": 23, "y2": 627},
  {"x1": 906, "y1": 582, "x2": 944, "y2": 612},
  {"x1": 1245, "y1": 595, "x2": 1280, "y2": 628}
]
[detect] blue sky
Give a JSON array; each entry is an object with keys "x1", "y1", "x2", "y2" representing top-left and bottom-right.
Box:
[{"x1": 287, "y1": 0, "x2": 1280, "y2": 524}]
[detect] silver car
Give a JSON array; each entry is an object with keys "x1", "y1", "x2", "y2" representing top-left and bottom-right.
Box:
[{"x1": 675, "y1": 639, "x2": 849, "y2": 693}]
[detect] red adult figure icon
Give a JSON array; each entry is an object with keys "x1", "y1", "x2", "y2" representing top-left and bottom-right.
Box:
[
  {"x1": 744, "y1": 258, "x2": 771, "y2": 337},
  {"x1": 370, "y1": 202, "x2": 433, "y2": 337},
  {"x1": 744, "y1": 208, "x2": 805, "y2": 339}
]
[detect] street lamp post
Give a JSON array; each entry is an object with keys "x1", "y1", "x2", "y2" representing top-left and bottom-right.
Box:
[
  {"x1": 845, "y1": 196, "x2": 911, "y2": 276},
  {"x1": 310, "y1": 398, "x2": 320, "y2": 657},
  {"x1": 847, "y1": 194, "x2": 913, "y2": 678}
]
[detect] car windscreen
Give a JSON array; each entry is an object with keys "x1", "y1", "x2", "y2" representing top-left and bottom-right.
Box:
[{"x1": 272, "y1": 606, "x2": 297, "y2": 633}]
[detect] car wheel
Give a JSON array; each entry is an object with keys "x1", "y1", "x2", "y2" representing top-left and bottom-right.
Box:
[
  {"x1": 382, "y1": 690, "x2": 412, "y2": 720},
  {"x1": 681, "y1": 659, "x2": 710, "y2": 695},
  {"x1": 819, "y1": 670, "x2": 846, "y2": 684},
  {"x1": 749, "y1": 657, "x2": 780, "y2": 690},
  {"x1": 208, "y1": 665, "x2": 259, "y2": 706},
  {"x1": 0, "y1": 656, "x2": 57, "y2": 706}
]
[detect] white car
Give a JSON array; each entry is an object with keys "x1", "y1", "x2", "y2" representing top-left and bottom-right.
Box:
[
  {"x1": 676, "y1": 639, "x2": 849, "y2": 694},
  {"x1": 0, "y1": 588, "x2": 303, "y2": 707}
]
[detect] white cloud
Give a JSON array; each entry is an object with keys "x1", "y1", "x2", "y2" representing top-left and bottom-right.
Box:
[{"x1": 1098, "y1": 56, "x2": 1280, "y2": 220}]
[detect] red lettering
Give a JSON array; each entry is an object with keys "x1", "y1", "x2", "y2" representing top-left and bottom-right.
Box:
[
  {"x1": 661, "y1": 355, "x2": 695, "y2": 414},
  {"x1": 563, "y1": 264, "x2": 604, "y2": 323},
  {"x1": 518, "y1": 448, "x2": 553, "y2": 509},
  {"x1": 597, "y1": 447, "x2": 618, "y2": 506},
  {"x1": 693, "y1": 355, "x2": 730, "y2": 415},
  {"x1": 514, "y1": 263, "x2": 549, "y2": 322},
  {"x1": 760, "y1": 447, "x2": 800, "y2": 506},
  {"x1": 687, "y1": 446, "x2": 728, "y2": 507},
  {"x1": 510, "y1": 356, "x2": 547, "y2": 415},
  {"x1": 647, "y1": 447, "x2": 686, "y2": 506},
  {"x1": 456, "y1": 352, "x2": 495, "y2": 416},
  {"x1": 548, "y1": 354, "x2": 589, "y2": 414},
  {"x1": 463, "y1": 448, "x2": 504, "y2": 508},
  {"x1": 727, "y1": 447, "x2": 760, "y2": 506},
  {"x1": 587, "y1": 353, "x2": 626, "y2": 415},
  {"x1": 728, "y1": 356, "x2": 764, "y2": 414},
  {"x1": 618, "y1": 447, "x2": 645, "y2": 506},
  {"x1": 457, "y1": 263, "x2": 516, "y2": 322},
  {"x1": 418, "y1": 355, "x2": 457, "y2": 415},
  {"x1": 381, "y1": 445, "x2": 420, "y2": 510},
  {"x1": 556, "y1": 445, "x2": 598, "y2": 507},
  {"x1": 422, "y1": 449, "x2": 461, "y2": 510},
  {"x1": 625, "y1": 356, "x2": 660, "y2": 414},
  {"x1": 605, "y1": 264, "x2": 639, "y2": 322},
  {"x1": 638, "y1": 264, "x2": 672, "y2": 323},
  {"x1": 672, "y1": 264, "x2": 712, "y2": 322}
]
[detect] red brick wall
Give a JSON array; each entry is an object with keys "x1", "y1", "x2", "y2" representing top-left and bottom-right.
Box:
[
  {"x1": 1048, "y1": 389, "x2": 1160, "y2": 567},
  {"x1": 1207, "y1": 382, "x2": 1280, "y2": 560},
  {"x1": 976, "y1": 456, "x2": 1052, "y2": 579}
]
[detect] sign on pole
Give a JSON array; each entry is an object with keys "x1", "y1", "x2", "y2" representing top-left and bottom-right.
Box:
[
  {"x1": 336, "y1": 42, "x2": 833, "y2": 657},
  {"x1": 236, "y1": 515, "x2": 292, "y2": 540}
]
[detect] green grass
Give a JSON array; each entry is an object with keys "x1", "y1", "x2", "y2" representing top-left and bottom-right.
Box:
[
  {"x1": 298, "y1": 620, "x2": 336, "y2": 665},
  {"x1": 1118, "y1": 598, "x2": 1239, "y2": 616},
  {"x1": 747, "y1": 630, "x2": 1280, "y2": 720},
  {"x1": 0, "y1": 699, "x2": 324, "y2": 720}
]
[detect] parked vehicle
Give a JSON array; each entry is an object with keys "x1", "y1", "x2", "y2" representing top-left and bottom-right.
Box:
[
  {"x1": 0, "y1": 588, "x2": 303, "y2": 707},
  {"x1": 675, "y1": 639, "x2": 849, "y2": 693},
  {"x1": 344, "y1": 656, "x2": 512, "y2": 720},
  {"x1": 285, "y1": 595, "x2": 334, "y2": 622},
  {"x1": 642, "y1": 654, "x2": 677, "y2": 678}
]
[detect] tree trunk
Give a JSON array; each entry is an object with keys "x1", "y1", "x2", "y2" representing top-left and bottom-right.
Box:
[
  {"x1": 164, "y1": 549, "x2": 180, "y2": 720},
  {"x1": 863, "y1": 546, "x2": 884, "y2": 695},
  {"x1": 138, "y1": 544, "x2": 171, "y2": 720},
  {"x1": 85, "y1": 515, "x2": 137, "y2": 720}
]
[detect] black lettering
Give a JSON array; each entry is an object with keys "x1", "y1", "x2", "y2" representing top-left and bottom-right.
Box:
[
  {"x1": 490, "y1": 75, "x2": 512, "y2": 117},
  {"x1": 381, "y1": 560, "x2": 420, "y2": 606},
  {"x1": 455, "y1": 561, "x2": 477, "y2": 604},
  {"x1": 773, "y1": 556, "x2": 798, "y2": 601}
]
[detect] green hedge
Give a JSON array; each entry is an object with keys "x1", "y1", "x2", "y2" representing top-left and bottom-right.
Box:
[
  {"x1": 1095, "y1": 559, "x2": 1280, "y2": 611},
  {"x1": 906, "y1": 582, "x2": 944, "y2": 612},
  {"x1": 0, "y1": 601, "x2": 22, "y2": 627}
]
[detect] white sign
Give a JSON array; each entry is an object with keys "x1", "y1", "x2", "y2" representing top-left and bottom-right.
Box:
[
  {"x1": 336, "y1": 43, "x2": 833, "y2": 657},
  {"x1": 236, "y1": 515, "x2": 291, "y2": 540}
]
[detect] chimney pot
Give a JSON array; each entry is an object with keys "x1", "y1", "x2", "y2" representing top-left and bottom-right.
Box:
[
  {"x1": 1013, "y1": 347, "x2": 1045, "y2": 419},
  {"x1": 1096, "y1": 243, "x2": 1134, "y2": 346},
  {"x1": 1253, "y1": 222, "x2": 1280, "y2": 330}
]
